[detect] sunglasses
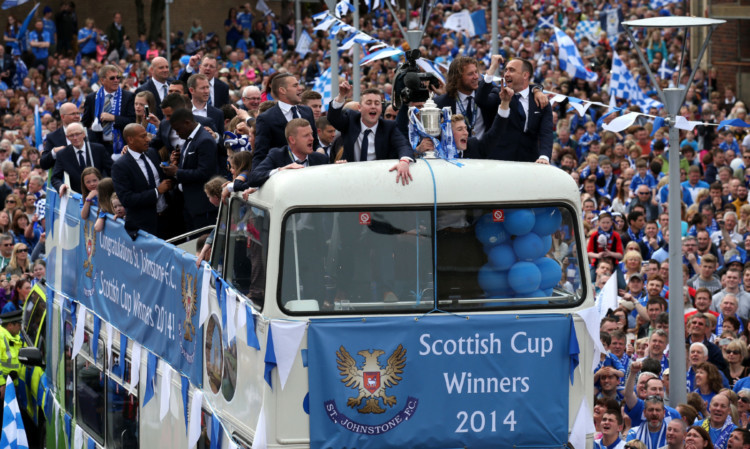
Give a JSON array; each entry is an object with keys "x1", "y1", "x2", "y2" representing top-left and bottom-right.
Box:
[
  {"x1": 725, "y1": 349, "x2": 741, "y2": 355},
  {"x1": 5, "y1": 200, "x2": 15, "y2": 204},
  {"x1": 108, "y1": 75, "x2": 122, "y2": 81},
  {"x1": 16, "y1": 248, "x2": 27, "y2": 253},
  {"x1": 741, "y1": 397, "x2": 750, "y2": 404}
]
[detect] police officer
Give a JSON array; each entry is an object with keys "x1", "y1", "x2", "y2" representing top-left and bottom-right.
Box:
[{"x1": 0, "y1": 309, "x2": 23, "y2": 396}]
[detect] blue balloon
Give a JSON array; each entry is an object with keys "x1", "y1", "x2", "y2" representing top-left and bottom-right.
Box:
[
  {"x1": 516, "y1": 289, "x2": 547, "y2": 298},
  {"x1": 508, "y1": 261, "x2": 541, "y2": 294},
  {"x1": 540, "y1": 234, "x2": 552, "y2": 254},
  {"x1": 477, "y1": 265, "x2": 511, "y2": 296},
  {"x1": 179, "y1": 55, "x2": 192, "y2": 66},
  {"x1": 488, "y1": 244, "x2": 516, "y2": 270},
  {"x1": 475, "y1": 214, "x2": 509, "y2": 247},
  {"x1": 504, "y1": 209, "x2": 536, "y2": 236},
  {"x1": 533, "y1": 207, "x2": 563, "y2": 236},
  {"x1": 544, "y1": 288, "x2": 554, "y2": 296},
  {"x1": 536, "y1": 257, "x2": 563, "y2": 290},
  {"x1": 513, "y1": 233, "x2": 546, "y2": 261}
]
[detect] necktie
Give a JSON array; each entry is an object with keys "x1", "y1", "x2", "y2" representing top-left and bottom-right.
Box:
[
  {"x1": 77, "y1": 150, "x2": 86, "y2": 168},
  {"x1": 208, "y1": 83, "x2": 213, "y2": 106},
  {"x1": 291, "y1": 106, "x2": 300, "y2": 119},
  {"x1": 161, "y1": 83, "x2": 168, "y2": 100},
  {"x1": 140, "y1": 154, "x2": 156, "y2": 188},
  {"x1": 103, "y1": 93, "x2": 113, "y2": 139},
  {"x1": 360, "y1": 129, "x2": 372, "y2": 162},
  {"x1": 180, "y1": 138, "x2": 192, "y2": 168},
  {"x1": 465, "y1": 96, "x2": 474, "y2": 126},
  {"x1": 295, "y1": 158, "x2": 306, "y2": 166},
  {"x1": 514, "y1": 93, "x2": 527, "y2": 131}
]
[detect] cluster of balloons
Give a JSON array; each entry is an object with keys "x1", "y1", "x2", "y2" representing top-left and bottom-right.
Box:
[{"x1": 475, "y1": 208, "x2": 564, "y2": 298}]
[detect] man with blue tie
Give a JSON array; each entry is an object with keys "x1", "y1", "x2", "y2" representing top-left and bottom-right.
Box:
[
  {"x1": 490, "y1": 58, "x2": 553, "y2": 164},
  {"x1": 81, "y1": 64, "x2": 135, "y2": 156}
]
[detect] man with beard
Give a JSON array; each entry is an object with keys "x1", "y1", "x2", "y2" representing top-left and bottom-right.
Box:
[{"x1": 625, "y1": 395, "x2": 670, "y2": 449}]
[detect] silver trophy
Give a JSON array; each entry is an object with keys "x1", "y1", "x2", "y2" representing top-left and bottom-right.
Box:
[{"x1": 419, "y1": 94, "x2": 442, "y2": 137}]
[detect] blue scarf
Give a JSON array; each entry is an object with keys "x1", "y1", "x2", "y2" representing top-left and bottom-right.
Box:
[
  {"x1": 702, "y1": 416, "x2": 735, "y2": 449},
  {"x1": 94, "y1": 86, "x2": 124, "y2": 154},
  {"x1": 716, "y1": 312, "x2": 745, "y2": 335},
  {"x1": 628, "y1": 227, "x2": 644, "y2": 243}
]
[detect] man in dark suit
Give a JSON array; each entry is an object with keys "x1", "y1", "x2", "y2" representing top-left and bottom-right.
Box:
[
  {"x1": 179, "y1": 54, "x2": 230, "y2": 108},
  {"x1": 436, "y1": 55, "x2": 548, "y2": 139},
  {"x1": 112, "y1": 124, "x2": 173, "y2": 238},
  {"x1": 81, "y1": 64, "x2": 136, "y2": 155},
  {"x1": 489, "y1": 58, "x2": 553, "y2": 163},
  {"x1": 253, "y1": 73, "x2": 319, "y2": 168},
  {"x1": 187, "y1": 74, "x2": 224, "y2": 137},
  {"x1": 0, "y1": 45, "x2": 14, "y2": 87},
  {"x1": 328, "y1": 80, "x2": 414, "y2": 184},
  {"x1": 51, "y1": 123, "x2": 113, "y2": 195},
  {"x1": 135, "y1": 56, "x2": 171, "y2": 119},
  {"x1": 249, "y1": 118, "x2": 329, "y2": 187},
  {"x1": 149, "y1": 93, "x2": 217, "y2": 155},
  {"x1": 162, "y1": 109, "x2": 218, "y2": 231},
  {"x1": 315, "y1": 116, "x2": 343, "y2": 163},
  {"x1": 41, "y1": 102, "x2": 84, "y2": 170}
]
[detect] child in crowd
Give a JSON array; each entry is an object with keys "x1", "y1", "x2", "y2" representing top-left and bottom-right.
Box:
[{"x1": 80, "y1": 167, "x2": 102, "y2": 220}]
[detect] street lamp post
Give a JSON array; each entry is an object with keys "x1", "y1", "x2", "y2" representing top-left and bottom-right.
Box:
[{"x1": 621, "y1": 16, "x2": 724, "y2": 407}]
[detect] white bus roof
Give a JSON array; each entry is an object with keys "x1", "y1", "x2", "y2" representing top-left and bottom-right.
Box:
[{"x1": 246, "y1": 158, "x2": 581, "y2": 210}]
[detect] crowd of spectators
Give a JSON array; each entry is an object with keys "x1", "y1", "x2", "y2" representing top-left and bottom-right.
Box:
[{"x1": 1, "y1": 0, "x2": 750, "y2": 447}]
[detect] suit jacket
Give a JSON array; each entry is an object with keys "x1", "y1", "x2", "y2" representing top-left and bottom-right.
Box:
[
  {"x1": 176, "y1": 126, "x2": 217, "y2": 216},
  {"x1": 434, "y1": 79, "x2": 497, "y2": 134},
  {"x1": 179, "y1": 71, "x2": 230, "y2": 108},
  {"x1": 327, "y1": 104, "x2": 412, "y2": 162},
  {"x1": 81, "y1": 90, "x2": 136, "y2": 146},
  {"x1": 135, "y1": 78, "x2": 171, "y2": 119},
  {"x1": 41, "y1": 126, "x2": 95, "y2": 170},
  {"x1": 253, "y1": 104, "x2": 319, "y2": 169},
  {"x1": 483, "y1": 93, "x2": 553, "y2": 163},
  {"x1": 112, "y1": 149, "x2": 164, "y2": 236},
  {"x1": 248, "y1": 146, "x2": 329, "y2": 187},
  {"x1": 0, "y1": 53, "x2": 14, "y2": 86},
  {"x1": 149, "y1": 115, "x2": 217, "y2": 154},
  {"x1": 51, "y1": 142, "x2": 113, "y2": 194}
]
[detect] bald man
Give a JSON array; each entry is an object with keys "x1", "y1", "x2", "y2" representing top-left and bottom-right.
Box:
[
  {"x1": 41, "y1": 102, "x2": 84, "y2": 170},
  {"x1": 240, "y1": 85, "x2": 261, "y2": 117},
  {"x1": 51, "y1": 122, "x2": 112, "y2": 194},
  {"x1": 136, "y1": 56, "x2": 172, "y2": 119}
]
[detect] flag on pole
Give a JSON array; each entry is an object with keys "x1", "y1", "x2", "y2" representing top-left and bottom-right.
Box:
[
  {"x1": 313, "y1": 68, "x2": 332, "y2": 112},
  {"x1": 16, "y1": 2, "x2": 40, "y2": 52},
  {"x1": 416, "y1": 58, "x2": 446, "y2": 85},
  {"x1": 537, "y1": 15, "x2": 555, "y2": 29},
  {"x1": 599, "y1": 8, "x2": 622, "y2": 41},
  {"x1": 553, "y1": 27, "x2": 597, "y2": 82},
  {"x1": 359, "y1": 46, "x2": 403, "y2": 65},
  {"x1": 294, "y1": 30, "x2": 313, "y2": 56},
  {"x1": 657, "y1": 59, "x2": 674, "y2": 80},
  {"x1": 609, "y1": 51, "x2": 662, "y2": 112},
  {"x1": 0, "y1": 377, "x2": 29, "y2": 449},
  {"x1": 1, "y1": 0, "x2": 30, "y2": 9},
  {"x1": 649, "y1": 0, "x2": 680, "y2": 10},
  {"x1": 33, "y1": 104, "x2": 42, "y2": 151},
  {"x1": 574, "y1": 20, "x2": 601, "y2": 42},
  {"x1": 255, "y1": 0, "x2": 275, "y2": 17}
]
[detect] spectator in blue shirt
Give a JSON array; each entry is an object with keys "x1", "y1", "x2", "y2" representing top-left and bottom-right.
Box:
[
  {"x1": 135, "y1": 33, "x2": 149, "y2": 59},
  {"x1": 42, "y1": 7, "x2": 56, "y2": 52},
  {"x1": 682, "y1": 165, "x2": 711, "y2": 206},
  {"x1": 29, "y1": 20, "x2": 51, "y2": 70},
  {"x1": 719, "y1": 131, "x2": 741, "y2": 156},
  {"x1": 630, "y1": 158, "x2": 658, "y2": 195},
  {"x1": 77, "y1": 18, "x2": 98, "y2": 59}
]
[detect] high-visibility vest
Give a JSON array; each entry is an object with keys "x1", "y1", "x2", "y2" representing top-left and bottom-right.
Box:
[{"x1": 0, "y1": 325, "x2": 21, "y2": 386}]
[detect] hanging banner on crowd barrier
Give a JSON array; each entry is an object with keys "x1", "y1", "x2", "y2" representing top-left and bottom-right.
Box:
[
  {"x1": 308, "y1": 314, "x2": 572, "y2": 449},
  {"x1": 46, "y1": 190, "x2": 204, "y2": 386}
]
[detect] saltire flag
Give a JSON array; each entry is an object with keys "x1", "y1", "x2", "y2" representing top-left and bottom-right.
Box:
[
  {"x1": 416, "y1": 58, "x2": 446, "y2": 85},
  {"x1": 313, "y1": 68, "x2": 332, "y2": 112},
  {"x1": 574, "y1": 20, "x2": 600, "y2": 42},
  {"x1": 657, "y1": 59, "x2": 674, "y2": 80},
  {"x1": 33, "y1": 104, "x2": 42, "y2": 151},
  {"x1": 609, "y1": 51, "x2": 662, "y2": 112},
  {"x1": 16, "y1": 2, "x2": 40, "y2": 53},
  {"x1": 1, "y1": 0, "x2": 30, "y2": 9},
  {"x1": 537, "y1": 14, "x2": 555, "y2": 29},
  {"x1": 0, "y1": 377, "x2": 29, "y2": 449},
  {"x1": 443, "y1": 10, "x2": 487, "y2": 36},
  {"x1": 334, "y1": 0, "x2": 354, "y2": 18},
  {"x1": 649, "y1": 0, "x2": 680, "y2": 10},
  {"x1": 295, "y1": 30, "x2": 313, "y2": 56},
  {"x1": 553, "y1": 27, "x2": 597, "y2": 82},
  {"x1": 256, "y1": 0, "x2": 275, "y2": 17}
]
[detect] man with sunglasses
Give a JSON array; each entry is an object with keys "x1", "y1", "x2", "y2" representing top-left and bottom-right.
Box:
[
  {"x1": 625, "y1": 395, "x2": 670, "y2": 449},
  {"x1": 82, "y1": 64, "x2": 135, "y2": 156},
  {"x1": 624, "y1": 361, "x2": 681, "y2": 429},
  {"x1": 0, "y1": 235, "x2": 12, "y2": 272}
]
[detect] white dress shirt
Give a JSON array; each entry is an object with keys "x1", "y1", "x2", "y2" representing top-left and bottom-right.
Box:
[{"x1": 277, "y1": 100, "x2": 299, "y2": 122}]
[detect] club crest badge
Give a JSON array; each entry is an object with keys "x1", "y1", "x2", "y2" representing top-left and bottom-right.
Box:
[
  {"x1": 82, "y1": 220, "x2": 96, "y2": 278},
  {"x1": 181, "y1": 269, "x2": 197, "y2": 342}
]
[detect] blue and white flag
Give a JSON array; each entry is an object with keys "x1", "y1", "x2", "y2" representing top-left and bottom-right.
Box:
[
  {"x1": 574, "y1": 20, "x2": 600, "y2": 42},
  {"x1": 1, "y1": 0, "x2": 29, "y2": 9},
  {"x1": 649, "y1": 0, "x2": 680, "y2": 10},
  {"x1": 256, "y1": 0, "x2": 275, "y2": 17},
  {"x1": 16, "y1": 2, "x2": 39, "y2": 52},
  {"x1": 443, "y1": 10, "x2": 487, "y2": 36},
  {"x1": 33, "y1": 104, "x2": 42, "y2": 151},
  {"x1": 313, "y1": 68, "x2": 332, "y2": 112},
  {"x1": 334, "y1": 0, "x2": 354, "y2": 18},
  {"x1": 0, "y1": 377, "x2": 29, "y2": 449},
  {"x1": 295, "y1": 30, "x2": 313, "y2": 56},
  {"x1": 360, "y1": 46, "x2": 403, "y2": 65},
  {"x1": 416, "y1": 58, "x2": 446, "y2": 85},
  {"x1": 340, "y1": 31, "x2": 377, "y2": 50},
  {"x1": 553, "y1": 27, "x2": 597, "y2": 82},
  {"x1": 537, "y1": 15, "x2": 555, "y2": 29},
  {"x1": 609, "y1": 51, "x2": 662, "y2": 112},
  {"x1": 599, "y1": 8, "x2": 622, "y2": 39},
  {"x1": 657, "y1": 59, "x2": 674, "y2": 80}
]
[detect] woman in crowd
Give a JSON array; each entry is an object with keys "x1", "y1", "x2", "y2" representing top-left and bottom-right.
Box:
[
  {"x1": 2, "y1": 243, "x2": 30, "y2": 277},
  {"x1": 723, "y1": 339, "x2": 749, "y2": 388},
  {"x1": 2, "y1": 277, "x2": 30, "y2": 313},
  {"x1": 684, "y1": 426, "x2": 714, "y2": 449}
]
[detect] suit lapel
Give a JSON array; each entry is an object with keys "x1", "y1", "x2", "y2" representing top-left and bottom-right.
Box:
[
  {"x1": 374, "y1": 120, "x2": 385, "y2": 160},
  {"x1": 346, "y1": 116, "x2": 362, "y2": 161}
]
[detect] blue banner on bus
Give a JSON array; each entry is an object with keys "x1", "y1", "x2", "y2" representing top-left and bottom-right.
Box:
[
  {"x1": 46, "y1": 190, "x2": 204, "y2": 386},
  {"x1": 308, "y1": 314, "x2": 572, "y2": 449}
]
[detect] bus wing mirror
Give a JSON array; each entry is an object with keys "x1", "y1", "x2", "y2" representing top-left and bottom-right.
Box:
[{"x1": 18, "y1": 347, "x2": 44, "y2": 367}]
